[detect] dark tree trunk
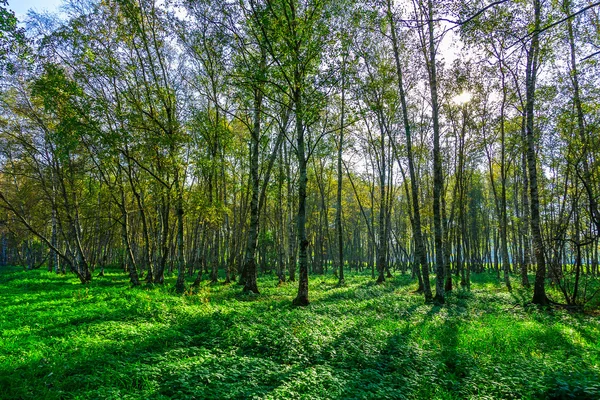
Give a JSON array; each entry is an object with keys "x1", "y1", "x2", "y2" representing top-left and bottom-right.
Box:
[
  {"x1": 426, "y1": 0, "x2": 445, "y2": 304},
  {"x1": 387, "y1": 1, "x2": 431, "y2": 300},
  {"x1": 174, "y1": 172, "x2": 186, "y2": 294},
  {"x1": 526, "y1": 0, "x2": 549, "y2": 306},
  {"x1": 242, "y1": 82, "x2": 263, "y2": 294},
  {"x1": 293, "y1": 83, "x2": 309, "y2": 307}
]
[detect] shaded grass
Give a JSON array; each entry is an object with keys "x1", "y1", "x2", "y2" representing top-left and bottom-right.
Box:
[{"x1": 0, "y1": 266, "x2": 599, "y2": 399}]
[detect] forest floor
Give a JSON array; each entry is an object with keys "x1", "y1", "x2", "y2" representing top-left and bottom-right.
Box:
[{"x1": 1, "y1": 266, "x2": 599, "y2": 400}]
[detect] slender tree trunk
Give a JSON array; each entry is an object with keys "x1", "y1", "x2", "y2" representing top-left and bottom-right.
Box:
[
  {"x1": 125, "y1": 153, "x2": 154, "y2": 283},
  {"x1": 564, "y1": 0, "x2": 600, "y2": 234},
  {"x1": 527, "y1": 0, "x2": 548, "y2": 306},
  {"x1": 499, "y1": 71, "x2": 512, "y2": 291},
  {"x1": 426, "y1": 0, "x2": 445, "y2": 304},
  {"x1": 286, "y1": 143, "x2": 296, "y2": 282},
  {"x1": 387, "y1": 1, "x2": 431, "y2": 300},
  {"x1": 174, "y1": 170, "x2": 186, "y2": 293},
  {"x1": 211, "y1": 230, "x2": 219, "y2": 283},
  {"x1": 277, "y1": 150, "x2": 286, "y2": 284},
  {"x1": 517, "y1": 136, "x2": 531, "y2": 287},
  {"x1": 50, "y1": 200, "x2": 59, "y2": 274},
  {"x1": 119, "y1": 173, "x2": 140, "y2": 287},
  {"x1": 457, "y1": 115, "x2": 467, "y2": 288},
  {"x1": 293, "y1": 84, "x2": 309, "y2": 306},
  {"x1": 155, "y1": 196, "x2": 169, "y2": 284},
  {"x1": 242, "y1": 81, "x2": 263, "y2": 294},
  {"x1": 376, "y1": 113, "x2": 387, "y2": 284},
  {"x1": 336, "y1": 54, "x2": 346, "y2": 286}
]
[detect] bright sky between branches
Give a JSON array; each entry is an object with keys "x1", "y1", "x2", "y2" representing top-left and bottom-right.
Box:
[{"x1": 8, "y1": 0, "x2": 63, "y2": 19}]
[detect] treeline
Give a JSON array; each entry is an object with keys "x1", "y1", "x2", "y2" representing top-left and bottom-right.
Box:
[{"x1": 0, "y1": 0, "x2": 598, "y2": 307}]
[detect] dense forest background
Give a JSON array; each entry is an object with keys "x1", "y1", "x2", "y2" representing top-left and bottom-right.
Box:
[{"x1": 0, "y1": 0, "x2": 599, "y2": 308}]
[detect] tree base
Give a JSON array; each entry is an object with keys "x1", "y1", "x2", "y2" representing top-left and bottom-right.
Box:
[
  {"x1": 445, "y1": 278, "x2": 452, "y2": 292},
  {"x1": 243, "y1": 283, "x2": 260, "y2": 294},
  {"x1": 292, "y1": 296, "x2": 309, "y2": 307},
  {"x1": 175, "y1": 282, "x2": 185, "y2": 294},
  {"x1": 130, "y1": 274, "x2": 140, "y2": 286},
  {"x1": 532, "y1": 294, "x2": 550, "y2": 306},
  {"x1": 433, "y1": 294, "x2": 445, "y2": 305}
]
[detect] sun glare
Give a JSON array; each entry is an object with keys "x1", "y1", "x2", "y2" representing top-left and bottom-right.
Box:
[{"x1": 453, "y1": 91, "x2": 473, "y2": 105}]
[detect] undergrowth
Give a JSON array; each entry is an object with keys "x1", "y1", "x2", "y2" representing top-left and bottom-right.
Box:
[{"x1": 0, "y1": 266, "x2": 598, "y2": 399}]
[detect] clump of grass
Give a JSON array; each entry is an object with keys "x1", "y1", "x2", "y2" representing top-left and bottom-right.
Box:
[{"x1": 0, "y1": 266, "x2": 599, "y2": 399}]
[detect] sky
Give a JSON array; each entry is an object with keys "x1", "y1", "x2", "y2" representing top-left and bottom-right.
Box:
[
  {"x1": 6, "y1": 0, "x2": 462, "y2": 66},
  {"x1": 7, "y1": 0, "x2": 63, "y2": 19}
]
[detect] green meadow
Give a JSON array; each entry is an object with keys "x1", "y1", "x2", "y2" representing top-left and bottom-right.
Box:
[{"x1": 1, "y1": 266, "x2": 599, "y2": 399}]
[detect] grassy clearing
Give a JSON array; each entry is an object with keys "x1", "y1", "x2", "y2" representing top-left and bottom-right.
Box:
[{"x1": 1, "y1": 266, "x2": 599, "y2": 399}]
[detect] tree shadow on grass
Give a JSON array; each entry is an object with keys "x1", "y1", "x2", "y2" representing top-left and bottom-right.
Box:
[
  {"x1": 2, "y1": 268, "x2": 599, "y2": 399},
  {"x1": 468, "y1": 272, "x2": 504, "y2": 286},
  {"x1": 316, "y1": 275, "x2": 419, "y2": 304},
  {"x1": 0, "y1": 269, "x2": 439, "y2": 399}
]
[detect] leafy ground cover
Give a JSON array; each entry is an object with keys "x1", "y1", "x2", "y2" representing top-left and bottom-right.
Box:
[{"x1": 1, "y1": 266, "x2": 599, "y2": 399}]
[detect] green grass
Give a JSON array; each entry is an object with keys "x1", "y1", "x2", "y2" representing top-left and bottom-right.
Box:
[{"x1": 1, "y1": 266, "x2": 599, "y2": 399}]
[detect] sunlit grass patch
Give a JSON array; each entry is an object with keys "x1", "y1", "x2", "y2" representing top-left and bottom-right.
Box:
[{"x1": 0, "y1": 266, "x2": 599, "y2": 399}]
